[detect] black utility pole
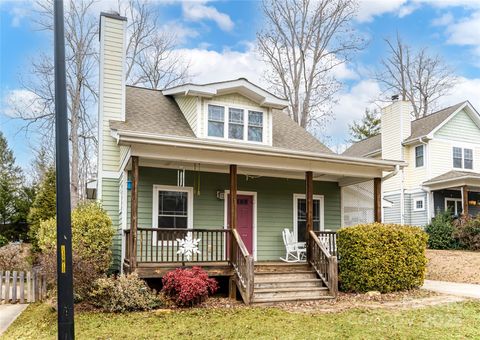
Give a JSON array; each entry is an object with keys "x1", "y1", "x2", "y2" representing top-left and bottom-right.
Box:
[{"x1": 54, "y1": 0, "x2": 75, "y2": 338}]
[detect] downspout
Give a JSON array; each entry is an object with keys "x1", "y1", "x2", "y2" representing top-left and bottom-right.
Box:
[
  {"x1": 382, "y1": 164, "x2": 401, "y2": 223},
  {"x1": 418, "y1": 137, "x2": 430, "y2": 222}
]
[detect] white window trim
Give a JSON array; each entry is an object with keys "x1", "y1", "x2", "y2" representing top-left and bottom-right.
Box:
[
  {"x1": 205, "y1": 101, "x2": 266, "y2": 145},
  {"x1": 292, "y1": 194, "x2": 324, "y2": 242},
  {"x1": 444, "y1": 197, "x2": 463, "y2": 215},
  {"x1": 223, "y1": 190, "x2": 258, "y2": 261},
  {"x1": 413, "y1": 197, "x2": 425, "y2": 212},
  {"x1": 414, "y1": 145, "x2": 425, "y2": 168},
  {"x1": 152, "y1": 185, "x2": 194, "y2": 244}
]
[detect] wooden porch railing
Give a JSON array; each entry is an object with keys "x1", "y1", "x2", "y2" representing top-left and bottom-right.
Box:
[
  {"x1": 124, "y1": 227, "x2": 254, "y2": 304},
  {"x1": 230, "y1": 229, "x2": 254, "y2": 305},
  {"x1": 308, "y1": 230, "x2": 338, "y2": 297},
  {"x1": 125, "y1": 228, "x2": 231, "y2": 264},
  {"x1": 314, "y1": 230, "x2": 337, "y2": 256}
]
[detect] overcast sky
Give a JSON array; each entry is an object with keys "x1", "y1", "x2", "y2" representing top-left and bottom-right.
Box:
[{"x1": 2, "y1": 0, "x2": 480, "y2": 170}]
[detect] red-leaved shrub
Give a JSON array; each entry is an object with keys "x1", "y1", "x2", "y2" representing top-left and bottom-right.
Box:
[{"x1": 162, "y1": 267, "x2": 218, "y2": 307}]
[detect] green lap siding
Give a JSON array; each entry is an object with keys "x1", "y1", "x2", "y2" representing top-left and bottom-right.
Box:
[
  {"x1": 101, "y1": 178, "x2": 121, "y2": 271},
  {"x1": 132, "y1": 167, "x2": 341, "y2": 261}
]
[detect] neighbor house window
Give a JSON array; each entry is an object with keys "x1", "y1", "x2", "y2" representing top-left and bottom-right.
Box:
[
  {"x1": 453, "y1": 147, "x2": 473, "y2": 169},
  {"x1": 413, "y1": 198, "x2": 425, "y2": 211},
  {"x1": 208, "y1": 105, "x2": 225, "y2": 138},
  {"x1": 453, "y1": 147, "x2": 463, "y2": 168},
  {"x1": 464, "y1": 148, "x2": 473, "y2": 169},
  {"x1": 248, "y1": 111, "x2": 263, "y2": 142},
  {"x1": 415, "y1": 145, "x2": 424, "y2": 167},
  {"x1": 228, "y1": 108, "x2": 244, "y2": 140},
  {"x1": 294, "y1": 194, "x2": 324, "y2": 243}
]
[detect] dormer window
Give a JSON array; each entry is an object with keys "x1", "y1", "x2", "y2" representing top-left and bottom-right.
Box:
[
  {"x1": 207, "y1": 105, "x2": 225, "y2": 137},
  {"x1": 248, "y1": 111, "x2": 263, "y2": 142},
  {"x1": 228, "y1": 108, "x2": 244, "y2": 140},
  {"x1": 207, "y1": 104, "x2": 264, "y2": 143}
]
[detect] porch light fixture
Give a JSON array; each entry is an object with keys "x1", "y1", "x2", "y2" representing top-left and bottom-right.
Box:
[
  {"x1": 468, "y1": 200, "x2": 477, "y2": 206},
  {"x1": 216, "y1": 191, "x2": 225, "y2": 200}
]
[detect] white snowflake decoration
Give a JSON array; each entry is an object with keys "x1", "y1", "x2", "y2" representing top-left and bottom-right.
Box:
[{"x1": 176, "y1": 234, "x2": 201, "y2": 261}]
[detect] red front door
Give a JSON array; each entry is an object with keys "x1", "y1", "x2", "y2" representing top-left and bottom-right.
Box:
[{"x1": 228, "y1": 194, "x2": 254, "y2": 254}]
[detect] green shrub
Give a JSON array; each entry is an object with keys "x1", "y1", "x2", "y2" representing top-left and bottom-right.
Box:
[
  {"x1": 28, "y1": 167, "x2": 56, "y2": 250},
  {"x1": 37, "y1": 201, "x2": 114, "y2": 300},
  {"x1": 89, "y1": 273, "x2": 161, "y2": 312},
  {"x1": 0, "y1": 234, "x2": 8, "y2": 247},
  {"x1": 454, "y1": 216, "x2": 480, "y2": 251},
  {"x1": 425, "y1": 211, "x2": 458, "y2": 249},
  {"x1": 337, "y1": 223, "x2": 428, "y2": 293}
]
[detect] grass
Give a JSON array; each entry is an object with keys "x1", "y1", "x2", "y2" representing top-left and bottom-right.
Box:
[
  {"x1": 4, "y1": 301, "x2": 480, "y2": 339},
  {"x1": 426, "y1": 249, "x2": 480, "y2": 284}
]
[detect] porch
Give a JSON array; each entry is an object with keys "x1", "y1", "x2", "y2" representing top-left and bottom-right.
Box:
[
  {"x1": 423, "y1": 170, "x2": 480, "y2": 218},
  {"x1": 120, "y1": 153, "x2": 387, "y2": 304}
]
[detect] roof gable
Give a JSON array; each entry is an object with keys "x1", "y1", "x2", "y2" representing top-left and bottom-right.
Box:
[{"x1": 434, "y1": 106, "x2": 480, "y2": 143}]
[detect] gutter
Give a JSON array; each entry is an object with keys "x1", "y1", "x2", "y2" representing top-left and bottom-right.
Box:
[{"x1": 111, "y1": 129, "x2": 406, "y2": 170}]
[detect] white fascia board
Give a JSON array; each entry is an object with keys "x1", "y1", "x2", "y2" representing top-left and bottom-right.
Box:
[
  {"x1": 111, "y1": 129, "x2": 405, "y2": 171},
  {"x1": 163, "y1": 79, "x2": 289, "y2": 109}
]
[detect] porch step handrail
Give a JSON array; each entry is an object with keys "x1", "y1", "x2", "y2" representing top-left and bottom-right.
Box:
[
  {"x1": 230, "y1": 229, "x2": 254, "y2": 305},
  {"x1": 308, "y1": 230, "x2": 338, "y2": 297},
  {"x1": 313, "y1": 230, "x2": 337, "y2": 256}
]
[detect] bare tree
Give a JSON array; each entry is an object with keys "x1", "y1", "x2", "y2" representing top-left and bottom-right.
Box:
[
  {"x1": 11, "y1": 0, "x2": 98, "y2": 207},
  {"x1": 257, "y1": 0, "x2": 364, "y2": 129},
  {"x1": 120, "y1": 0, "x2": 190, "y2": 89},
  {"x1": 375, "y1": 34, "x2": 458, "y2": 119}
]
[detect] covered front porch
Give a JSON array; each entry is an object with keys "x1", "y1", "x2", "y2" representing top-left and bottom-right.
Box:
[
  {"x1": 424, "y1": 170, "x2": 480, "y2": 218},
  {"x1": 117, "y1": 139, "x2": 398, "y2": 303}
]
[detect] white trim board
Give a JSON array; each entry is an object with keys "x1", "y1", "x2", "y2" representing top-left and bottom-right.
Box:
[{"x1": 223, "y1": 190, "x2": 258, "y2": 261}]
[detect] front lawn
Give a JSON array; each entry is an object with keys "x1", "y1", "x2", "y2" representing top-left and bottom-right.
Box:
[
  {"x1": 4, "y1": 301, "x2": 480, "y2": 339},
  {"x1": 426, "y1": 249, "x2": 480, "y2": 284}
]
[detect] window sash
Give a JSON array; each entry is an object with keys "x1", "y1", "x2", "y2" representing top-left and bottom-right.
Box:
[
  {"x1": 248, "y1": 111, "x2": 263, "y2": 142},
  {"x1": 296, "y1": 198, "x2": 321, "y2": 243},
  {"x1": 157, "y1": 191, "x2": 189, "y2": 229},
  {"x1": 464, "y1": 148, "x2": 473, "y2": 169},
  {"x1": 208, "y1": 105, "x2": 225, "y2": 137},
  {"x1": 453, "y1": 147, "x2": 463, "y2": 168},
  {"x1": 228, "y1": 108, "x2": 244, "y2": 140},
  {"x1": 415, "y1": 145, "x2": 424, "y2": 167}
]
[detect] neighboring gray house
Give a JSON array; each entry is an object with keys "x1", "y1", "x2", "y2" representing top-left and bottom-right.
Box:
[{"x1": 344, "y1": 100, "x2": 480, "y2": 226}]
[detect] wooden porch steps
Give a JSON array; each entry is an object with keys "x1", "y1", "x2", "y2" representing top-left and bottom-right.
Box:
[{"x1": 251, "y1": 263, "x2": 334, "y2": 304}]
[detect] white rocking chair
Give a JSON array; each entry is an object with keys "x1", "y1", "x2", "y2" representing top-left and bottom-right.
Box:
[{"x1": 280, "y1": 228, "x2": 307, "y2": 262}]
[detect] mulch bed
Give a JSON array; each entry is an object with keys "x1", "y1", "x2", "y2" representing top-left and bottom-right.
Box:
[{"x1": 426, "y1": 249, "x2": 480, "y2": 284}]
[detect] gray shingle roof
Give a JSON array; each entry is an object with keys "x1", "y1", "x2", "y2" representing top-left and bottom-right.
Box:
[
  {"x1": 110, "y1": 86, "x2": 196, "y2": 138},
  {"x1": 406, "y1": 101, "x2": 466, "y2": 142},
  {"x1": 110, "y1": 85, "x2": 332, "y2": 154},
  {"x1": 343, "y1": 134, "x2": 381, "y2": 157},
  {"x1": 423, "y1": 170, "x2": 480, "y2": 185},
  {"x1": 343, "y1": 101, "x2": 467, "y2": 157}
]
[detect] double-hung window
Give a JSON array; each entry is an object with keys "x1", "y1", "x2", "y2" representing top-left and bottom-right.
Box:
[
  {"x1": 464, "y1": 148, "x2": 473, "y2": 169},
  {"x1": 228, "y1": 108, "x2": 244, "y2": 140},
  {"x1": 208, "y1": 105, "x2": 225, "y2": 138},
  {"x1": 415, "y1": 145, "x2": 424, "y2": 167},
  {"x1": 248, "y1": 111, "x2": 263, "y2": 142},
  {"x1": 453, "y1": 147, "x2": 473, "y2": 170}
]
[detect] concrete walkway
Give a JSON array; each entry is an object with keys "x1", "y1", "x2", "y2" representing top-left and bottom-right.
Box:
[
  {"x1": 0, "y1": 304, "x2": 28, "y2": 336},
  {"x1": 422, "y1": 280, "x2": 480, "y2": 299}
]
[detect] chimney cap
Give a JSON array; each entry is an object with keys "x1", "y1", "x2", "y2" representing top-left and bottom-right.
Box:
[
  {"x1": 100, "y1": 11, "x2": 127, "y2": 21},
  {"x1": 391, "y1": 94, "x2": 399, "y2": 101}
]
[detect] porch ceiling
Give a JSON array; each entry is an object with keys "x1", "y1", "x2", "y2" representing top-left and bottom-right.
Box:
[{"x1": 121, "y1": 141, "x2": 401, "y2": 181}]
